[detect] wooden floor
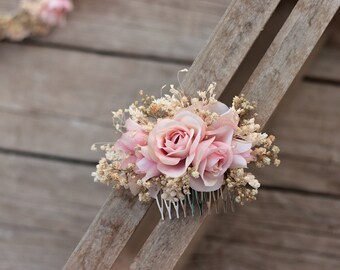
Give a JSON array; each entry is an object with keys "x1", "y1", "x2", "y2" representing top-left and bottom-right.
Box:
[{"x1": 0, "y1": 1, "x2": 340, "y2": 269}]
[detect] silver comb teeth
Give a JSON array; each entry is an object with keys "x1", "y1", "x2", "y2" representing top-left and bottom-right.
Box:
[{"x1": 156, "y1": 188, "x2": 235, "y2": 220}]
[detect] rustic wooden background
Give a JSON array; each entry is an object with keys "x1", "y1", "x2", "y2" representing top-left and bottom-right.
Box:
[{"x1": 0, "y1": 0, "x2": 339, "y2": 269}]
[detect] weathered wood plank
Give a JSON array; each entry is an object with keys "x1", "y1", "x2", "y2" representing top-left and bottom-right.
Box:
[
  {"x1": 131, "y1": 1, "x2": 339, "y2": 269},
  {"x1": 0, "y1": 1, "x2": 337, "y2": 270},
  {"x1": 0, "y1": 0, "x2": 230, "y2": 60},
  {"x1": 182, "y1": 190, "x2": 340, "y2": 270},
  {"x1": 266, "y1": 82, "x2": 340, "y2": 165},
  {"x1": 2, "y1": 66, "x2": 339, "y2": 196},
  {"x1": 0, "y1": 153, "x2": 109, "y2": 208},
  {"x1": 182, "y1": 0, "x2": 281, "y2": 97},
  {"x1": 63, "y1": 190, "x2": 152, "y2": 270},
  {"x1": 255, "y1": 81, "x2": 340, "y2": 194},
  {"x1": 257, "y1": 156, "x2": 340, "y2": 195},
  {"x1": 64, "y1": 1, "x2": 280, "y2": 268},
  {"x1": 0, "y1": 154, "x2": 110, "y2": 230},
  {"x1": 0, "y1": 43, "x2": 183, "y2": 160},
  {"x1": 0, "y1": 224, "x2": 78, "y2": 270},
  {"x1": 0, "y1": 43, "x2": 338, "y2": 161},
  {"x1": 0, "y1": 43, "x2": 182, "y2": 124},
  {"x1": 3, "y1": 55, "x2": 336, "y2": 270},
  {"x1": 0, "y1": 109, "x2": 112, "y2": 160},
  {"x1": 0, "y1": 153, "x2": 110, "y2": 270},
  {"x1": 242, "y1": 0, "x2": 340, "y2": 127}
]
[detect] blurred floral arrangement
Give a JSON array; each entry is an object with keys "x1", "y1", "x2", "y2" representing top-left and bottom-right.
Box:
[
  {"x1": 0, "y1": 0, "x2": 73, "y2": 41},
  {"x1": 92, "y1": 71, "x2": 280, "y2": 219}
]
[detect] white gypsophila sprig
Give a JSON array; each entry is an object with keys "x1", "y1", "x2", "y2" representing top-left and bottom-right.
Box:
[
  {"x1": 92, "y1": 77, "x2": 281, "y2": 215},
  {"x1": 127, "y1": 103, "x2": 147, "y2": 123}
]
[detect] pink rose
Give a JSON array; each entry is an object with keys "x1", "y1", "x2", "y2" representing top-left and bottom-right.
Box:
[
  {"x1": 205, "y1": 102, "x2": 239, "y2": 142},
  {"x1": 189, "y1": 137, "x2": 233, "y2": 192},
  {"x1": 136, "y1": 146, "x2": 161, "y2": 182},
  {"x1": 186, "y1": 101, "x2": 239, "y2": 142},
  {"x1": 188, "y1": 102, "x2": 251, "y2": 192},
  {"x1": 39, "y1": 0, "x2": 73, "y2": 26},
  {"x1": 204, "y1": 103, "x2": 252, "y2": 168},
  {"x1": 115, "y1": 119, "x2": 147, "y2": 169},
  {"x1": 145, "y1": 111, "x2": 206, "y2": 178},
  {"x1": 231, "y1": 139, "x2": 253, "y2": 168}
]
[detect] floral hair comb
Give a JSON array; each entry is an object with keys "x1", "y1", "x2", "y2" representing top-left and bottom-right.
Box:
[{"x1": 92, "y1": 71, "x2": 280, "y2": 220}]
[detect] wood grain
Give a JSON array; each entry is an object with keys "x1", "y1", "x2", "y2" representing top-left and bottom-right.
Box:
[
  {"x1": 256, "y1": 156, "x2": 340, "y2": 195},
  {"x1": 182, "y1": 0, "x2": 281, "y2": 97},
  {"x1": 242, "y1": 0, "x2": 340, "y2": 127},
  {"x1": 64, "y1": 1, "x2": 280, "y2": 268},
  {"x1": 64, "y1": 190, "x2": 152, "y2": 270},
  {"x1": 0, "y1": 44, "x2": 338, "y2": 162},
  {"x1": 0, "y1": 153, "x2": 110, "y2": 270},
  {"x1": 0, "y1": 0, "x2": 229, "y2": 60},
  {"x1": 131, "y1": 1, "x2": 339, "y2": 269},
  {"x1": 0, "y1": 1, "x2": 338, "y2": 270},
  {"x1": 0, "y1": 109, "x2": 112, "y2": 161},
  {"x1": 182, "y1": 190, "x2": 340, "y2": 270},
  {"x1": 266, "y1": 82, "x2": 340, "y2": 165},
  {"x1": 255, "y1": 81, "x2": 340, "y2": 195},
  {"x1": 0, "y1": 43, "x2": 183, "y2": 160},
  {"x1": 0, "y1": 43, "x2": 183, "y2": 124}
]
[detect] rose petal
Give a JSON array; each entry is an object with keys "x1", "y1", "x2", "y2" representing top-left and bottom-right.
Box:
[
  {"x1": 136, "y1": 157, "x2": 160, "y2": 180},
  {"x1": 192, "y1": 137, "x2": 215, "y2": 169},
  {"x1": 114, "y1": 138, "x2": 130, "y2": 153},
  {"x1": 125, "y1": 118, "x2": 142, "y2": 131},
  {"x1": 206, "y1": 125, "x2": 234, "y2": 144},
  {"x1": 233, "y1": 140, "x2": 252, "y2": 154},
  {"x1": 201, "y1": 171, "x2": 224, "y2": 187},
  {"x1": 157, "y1": 161, "x2": 187, "y2": 178},
  {"x1": 230, "y1": 154, "x2": 248, "y2": 168},
  {"x1": 189, "y1": 175, "x2": 224, "y2": 192},
  {"x1": 148, "y1": 184, "x2": 161, "y2": 199},
  {"x1": 121, "y1": 155, "x2": 136, "y2": 170},
  {"x1": 204, "y1": 101, "x2": 229, "y2": 115}
]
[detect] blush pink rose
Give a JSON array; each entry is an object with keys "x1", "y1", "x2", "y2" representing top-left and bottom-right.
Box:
[
  {"x1": 39, "y1": 0, "x2": 73, "y2": 26},
  {"x1": 186, "y1": 101, "x2": 239, "y2": 142},
  {"x1": 115, "y1": 119, "x2": 148, "y2": 169},
  {"x1": 136, "y1": 146, "x2": 161, "y2": 182},
  {"x1": 202, "y1": 102, "x2": 254, "y2": 170},
  {"x1": 189, "y1": 137, "x2": 233, "y2": 192},
  {"x1": 205, "y1": 102, "x2": 239, "y2": 142},
  {"x1": 145, "y1": 111, "x2": 206, "y2": 178},
  {"x1": 135, "y1": 148, "x2": 161, "y2": 198},
  {"x1": 187, "y1": 102, "x2": 252, "y2": 192},
  {"x1": 231, "y1": 139, "x2": 253, "y2": 168}
]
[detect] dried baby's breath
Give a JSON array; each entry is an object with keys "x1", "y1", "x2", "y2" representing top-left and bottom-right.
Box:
[
  {"x1": 226, "y1": 169, "x2": 260, "y2": 204},
  {"x1": 92, "y1": 79, "x2": 280, "y2": 211}
]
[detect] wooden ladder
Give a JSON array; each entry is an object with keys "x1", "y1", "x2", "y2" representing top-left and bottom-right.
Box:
[{"x1": 64, "y1": 0, "x2": 339, "y2": 269}]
